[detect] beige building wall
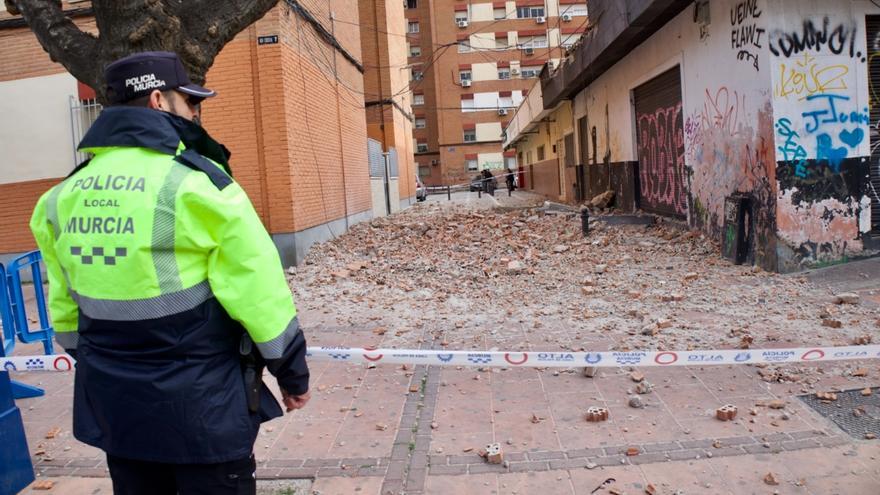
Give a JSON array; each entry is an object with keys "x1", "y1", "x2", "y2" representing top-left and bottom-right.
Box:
[{"x1": 0, "y1": 73, "x2": 78, "y2": 184}]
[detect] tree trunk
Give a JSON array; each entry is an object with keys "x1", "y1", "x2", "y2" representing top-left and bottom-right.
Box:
[{"x1": 7, "y1": 0, "x2": 280, "y2": 103}]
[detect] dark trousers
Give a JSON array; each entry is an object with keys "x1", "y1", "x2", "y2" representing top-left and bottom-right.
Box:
[{"x1": 107, "y1": 453, "x2": 256, "y2": 495}]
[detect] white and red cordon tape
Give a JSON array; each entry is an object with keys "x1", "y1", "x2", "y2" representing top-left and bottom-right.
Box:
[{"x1": 3, "y1": 345, "x2": 880, "y2": 372}]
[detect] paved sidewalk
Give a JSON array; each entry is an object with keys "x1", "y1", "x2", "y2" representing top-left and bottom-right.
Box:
[{"x1": 7, "y1": 203, "x2": 880, "y2": 494}]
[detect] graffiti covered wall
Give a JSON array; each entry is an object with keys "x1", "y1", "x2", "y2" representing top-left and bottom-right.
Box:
[{"x1": 768, "y1": 0, "x2": 875, "y2": 271}]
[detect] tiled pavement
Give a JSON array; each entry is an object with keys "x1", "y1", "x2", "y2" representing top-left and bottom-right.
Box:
[
  {"x1": 7, "y1": 257, "x2": 880, "y2": 494},
  {"x1": 10, "y1": 325, "x2": 880, "y2": 494}
]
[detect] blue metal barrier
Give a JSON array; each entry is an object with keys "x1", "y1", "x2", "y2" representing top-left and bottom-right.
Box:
[
  {"x1": 0, "y1": 251, "x2": 54, "y2": 399},
  {"x1": 0, "y1": 370, "x2": 35, "y2": 495},
  {"x1": 0, "y1": 260, "x2": 37, "y2": 493},
  {"x1": 6, "y1": 251, "x2": 54, "y2": 355}
]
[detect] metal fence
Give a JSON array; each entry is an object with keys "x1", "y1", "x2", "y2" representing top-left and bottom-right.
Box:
[{"x1": 69, "y1": 96, "x2": 102, "y2": 166}]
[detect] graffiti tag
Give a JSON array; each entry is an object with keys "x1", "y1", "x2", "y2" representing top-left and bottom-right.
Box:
[
  {"x1": 776, "y1": 118, "x2": 809, "y2": 178},
  {"x1": 800, "y1": 93, "x2": 869, "y2": 134},
  {"x1": 769, "y1": 18, "x2": 860, "y2": 59},
  {"x1": 730, "y1": 0, "x2": 764, "y2": 71},
  {"x1": 637, "y1": 103, "x2": 687, "y2": 216},
  {"x1": 775, "y1": 53, "x2": 849, "y2": 101}
]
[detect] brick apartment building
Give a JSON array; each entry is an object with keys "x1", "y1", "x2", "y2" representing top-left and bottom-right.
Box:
[
  {"x1": 405, "y1": 0, "x2": 588, "y2": 187},
  {"x1": 360, "y1": 0, "x2": 418, "y2": 216},
  {"x1": 0, "y1": 0, "x2": 391, "y2": 267}
]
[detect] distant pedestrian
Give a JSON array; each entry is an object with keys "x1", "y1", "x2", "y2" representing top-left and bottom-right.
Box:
[
  {"x1": 482, "y1": 169, "x2": 497, "y2": 196},
  {"x1": 505, "y1": 167, "x2": 516, "y2": 192}
]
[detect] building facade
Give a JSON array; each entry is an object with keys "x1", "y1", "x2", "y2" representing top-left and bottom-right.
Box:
[
  {"x1": 360, "y1": 0, "x2": 418, "y2": 216},
  {"x1": 0, "y1": 1, "x2": 378, "y2": 267},
  {"x1": 508, "y1": 0, "x2": 880, "y2": 272},
  {"x1": 405, "y1": 0, "x2": 588, "y2": 187}
]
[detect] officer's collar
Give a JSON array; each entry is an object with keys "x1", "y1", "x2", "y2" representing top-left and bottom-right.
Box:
[{"x1": 78, "y1": 107, "x2": 232, "y2": 173}]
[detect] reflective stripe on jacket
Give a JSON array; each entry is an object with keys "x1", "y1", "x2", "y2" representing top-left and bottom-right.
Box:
[{"x1": 30, "y1": 107, "x2": 309, "y2": 463}]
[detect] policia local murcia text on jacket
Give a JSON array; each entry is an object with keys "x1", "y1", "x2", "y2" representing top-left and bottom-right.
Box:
[{"x1": 29, "y1": 52, "x2": 309, "y2": 495}]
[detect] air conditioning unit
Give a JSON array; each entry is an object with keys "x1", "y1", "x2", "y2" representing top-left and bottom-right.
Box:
[
  {"x1": 510, "y1": 67, "x2": 520, "y2": 75},
  {"x1": 498, "y1": 108, "x2": 508, "y2": 116},
  {"x1": 536, "y1": 16, "x2": 546, "y2": 24},
  {"x1": 457, "y1": 20, "x2": 469, "y2": 28},
  {"x1": 524, "y1": 47, "x2": 534, "y2": 55},
  {"x1": 561, "y1": 13, "x2": 573, "y2": 22},
  {"x1": 461, "y1": 79, "x2": 472, "y2": 87}
]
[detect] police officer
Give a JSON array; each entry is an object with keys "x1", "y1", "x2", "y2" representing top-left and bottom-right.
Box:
[{"x1": 30, "y1": 51, "x2": 310, "y2": 495}]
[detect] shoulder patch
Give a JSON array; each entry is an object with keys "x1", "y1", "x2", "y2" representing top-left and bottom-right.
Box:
[{"x1": 173, "y1": 149, "x2": 233, "y2": 190}]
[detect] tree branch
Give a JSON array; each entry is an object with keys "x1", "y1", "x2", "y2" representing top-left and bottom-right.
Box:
[
  {"x1": 10, "y1": 0, "x2": 101, "y2": 88},
  {"x1": 172, "y1": 0, "x2": 279, "y2": 81}
]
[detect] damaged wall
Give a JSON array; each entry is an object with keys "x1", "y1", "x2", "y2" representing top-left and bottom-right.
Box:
[
  {"x1": 566, "y1": 0, "x2": 878, "y2": 271},
  {"x1": 768, "y1": 0, "x2": 876, "y2": 271},
  {"x1": 571, "y1": 0, "x2": 779, "y2": 268}
]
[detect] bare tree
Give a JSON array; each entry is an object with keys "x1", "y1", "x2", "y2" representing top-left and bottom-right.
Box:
[{"x1": 5, "y1": 0, "x2": 279, "y2": 101}]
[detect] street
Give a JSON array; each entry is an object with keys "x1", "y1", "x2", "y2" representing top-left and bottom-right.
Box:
[{"x1": 11, "y1": 194, "x2": 880, "y2": 494}]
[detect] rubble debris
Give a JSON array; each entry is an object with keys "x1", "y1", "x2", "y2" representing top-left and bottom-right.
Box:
[
  {"x1": 31, "y1": 481, "x2": 55, "y2": 490},
  {"x1": 833, "y1": 293, "x2": 860, "y2": 305},
  {"x1": 815, "y1": 391, "x2": 837, "y2": 401},
  {"x1": 585, "y1": 407, "x2": 609, "y2": 422},
  {"x1": 590, "y1": 190, "x2": 615, "y2": 208},
  {"x1": 852, "y1": 368, "x2": 868, "y2": 377},
  {"x1": 375, "y1": 423, "x2": 388, "y2": 431},
  {"x1": 530, "y1": 413, "x2": 544, "y2": 424},
  {"x1": 853, "y1": 335, "x2": 873, "y2": 345},
  {"x1": 716, "y1": 404, "x2": 737, "y2": 421},
  {"x1": 821, "y1": 318, "x2": 843, "y2": 329},
  {"x1": 625, "y1": 447, "x2": 640, "y2": 456},
  {"x1": 766, "y1": 400, "x2": 786, "y2": 409},
  {"x1": 630, "y1": 371, "x2": 645, "y2": 383},
  {"x1": 645, "y1": 483, "x2": 657, "y2": 495},
  {"x1": 628, "y1": 396, "x2": 645, "y2": 409},
  {"x1": 862, "y1": 388, "x2": 872, "y2": 396},
  {"x1": 763, "y1": 472, "x2": 780, "y2": 485},
  {"x1": 635, "y1": 381, "x2": 653, "y2": 394},
  {"x1": 44, "y1": 427, "x2": 61, "y2": 439},
  {"x1": 483, "y1": 443, "x2": 503, "y2": 464},
  {"x1": 866, "y1": 433, "x2": 877, "y2": 440},
  {"x1": 583, "y1": 367, "x2": 598, "y2": 378},
  {"x1": 507, "y1": 260, "x2": 525, "y2": 274}
]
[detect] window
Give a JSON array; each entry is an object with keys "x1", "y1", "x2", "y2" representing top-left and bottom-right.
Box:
[
  {"x1": 408, "y1": 21, "x2": 419, "y2": 33},
  {"x1": 413, "y1": 94, "x2": 425, "y2": 105},
  {"x1": 412, "y1": 70, "x2": 423, "y2": 81},
  {"x1": 517, "y1": 6, "x2": 544, "y2": 18},
  {"x1": 407, "y1": 0, "x2": 418, "y2": 8},
  {"x1": 461, "y1": 98, "x2": 475, "y2": 112},
  {"x1": 561, "y1": 4, "x2": 588, "y2": 16},
  {"x1": 458, "y1": 41, "x2": 470, "y2": 53},
  {"x1": 562, "y1": 36, "x2": 578, "y2": 49},
  {"x1": 499, "y1": 95, "x2": 514, "y2": 107},
  {"x1": 466, "y1": 158, "x2": 478, "y2": 171},
  {"x1": 520, "y1": 67, "x2": 540, "y2": 78},
  {"x1": 454, "y1": 11, "x2": 468, "y2": 22},
  {"x1": 493, "y1": 7, "x2": 506, "y2": 20},
  {"x1": 415, "y1": 118, "x2": 426, "y2": 129},
  {"x1": 526, "y1": 150, "x2": 533, "y2": 164},
  {"x1": 418, "y1": 165, "x2": 431, "y2": 177},
  {"x1": 463, "y1": 129, "x2": 477, "y2": 142},
  {"x1": 537, "y1": 145, "x2": 545, "y2": 161},
  {"x1": 410, "y1": 46, "x2": 421, "y2": 57},
  {"x1": 520, "y1": 35, "x2": 548, "y2": 48},
  {"x1": 459, "y1": 70, "x2": 472, "y2": 82},
  {"x1": 505, "y1": 156, "x2": 517, "y2": 170},
  {"x1": 498, "y1": 68, "x2": 511, "y2": 80},
  {"x1": 417, "y1": 142, "x2": 429, "y2": 153}
]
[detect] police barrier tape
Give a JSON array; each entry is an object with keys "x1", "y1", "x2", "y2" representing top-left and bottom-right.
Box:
[{"x1": 3, "y1": 345, "x2": 880, "y2": 372}]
